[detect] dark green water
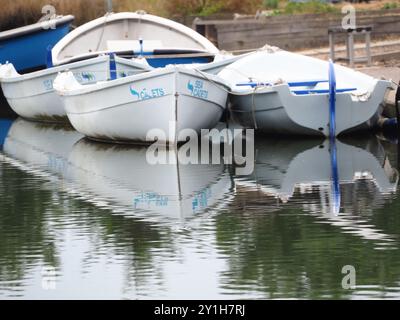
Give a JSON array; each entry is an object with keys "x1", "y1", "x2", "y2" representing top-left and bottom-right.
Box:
[{"x1": 0, "y1": 118, "x2": 400, "y2": 299}]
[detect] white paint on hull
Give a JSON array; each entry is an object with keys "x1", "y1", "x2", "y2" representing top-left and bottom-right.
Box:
[
  {"x1": 0, "y1": 56, "x2": 151, "y2": 122},
  {"x1": 54, "y1": 66, "x2": 229, "y2": 143},
  {"x1": 219, "y1": 49, "x2": 394, "y2": 136}
]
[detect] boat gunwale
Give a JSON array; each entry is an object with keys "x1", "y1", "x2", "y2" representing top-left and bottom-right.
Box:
[
  {"x1": 52, "y1": 12, "x2": 219, "y2": 66},
  {"x1": 55, "y1": 66, "x2": 230, "y2": 97},
  {"x1": 0, "y1": 15, "x2": 74, "y2": 42},
  {"x1": 64, "y1": 92, "x2": 226, "y2": 116},
  {"x1": 228, "y1": 78, "x2": 391, "y2": 98},
  {"x1": 0, "y1": 55, "x2": 110, "y2": 83}
]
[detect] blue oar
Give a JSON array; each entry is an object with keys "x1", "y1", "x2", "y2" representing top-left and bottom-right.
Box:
[
  {"x1": 236, "y1": 79, "x2": 329, "y2": 88},
  {"x1": 292, "y1": 88, "x2": 356, "y2": 95}
]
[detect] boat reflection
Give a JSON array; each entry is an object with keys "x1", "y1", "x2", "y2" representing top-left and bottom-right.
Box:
[
  {"x1": 2, "y1": 118, "x2": 82, "y2": 176},
  {"x1": 233, "y1": 135, "x2": 399, "y2": 243},
  {"x1": 66, "y1": 139, "x2": 233, "y2": 221},
  {"x1": 2, "y1": 118, "x2": 233, "y2": 223}
]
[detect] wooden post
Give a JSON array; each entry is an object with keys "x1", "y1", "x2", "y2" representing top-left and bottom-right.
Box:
[
  {"x1": 365, "y1": 31, "x2": 372, "y2": 67},
  {"x1": 106, "y1": 0, "x2": 113, "y2": 13},
  {"x1": 348, "y1": 32, "x2": 354, "y2": 68},
  {"x1": 329, "y1": 32, "x2": 335, "y2": 62}
]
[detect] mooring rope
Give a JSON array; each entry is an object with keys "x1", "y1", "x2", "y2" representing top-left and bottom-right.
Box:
[
  {"x1": 95, "y1": 12, "x2": 111, "y2": 52},
  {"x1": 193, "y1": 68, "x2": 263, "y2": 130},
  {"x1": 251, "y1": 85, "x2": 259, "y2": 130}
]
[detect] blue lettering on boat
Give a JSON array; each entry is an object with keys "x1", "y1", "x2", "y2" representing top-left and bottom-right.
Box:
[
  {"x1": 133, "y1": 192, "x2": 168, "y2": 207},
  {"x1": 47, "y1": 154, "x2": 67, "y2": 177},
  {"x1": 192, "y1": 187, "x2": 211, "y2": 212},
  {"x1": 43, "y1": 79, "x2": 53, "y2": 91},
  {"x1": 130, "y1": 85, "x2": 165, "y2": 101},
  {"x1": 187, "y1": 80, "x2": 208, "y2": 99},
  {"x1": 74, "y1": 72, "x2": 95, "y2": 83}
]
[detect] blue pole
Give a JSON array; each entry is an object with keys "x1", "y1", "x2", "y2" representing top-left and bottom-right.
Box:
[
  {"x1": 109, "y1": 52, "x2": 117, "y2": 80},
  {"x1": 328, "y1": 59, "x2": 336, "y2": 138},
  {"x1": 139, "y1": 38, "x2": 144, "y2": 57},
  {"x1": 328, "y1": 60, "x2": 339, "y2": 214}
]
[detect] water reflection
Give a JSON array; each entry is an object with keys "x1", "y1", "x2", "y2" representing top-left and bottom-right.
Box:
[
  {"x1": 3, "y1": 118, "x2": 82, "y2": 175},
  {"x1": 2, "y1": 119, "x2": 233, "y2": 224},
  {"x1": 0, "y1": 119, "x2": 13, "y2": 149},
  {"x1": 233, "y1": 136, "x2": 399, "y2": 244},
  {"x1": 66, "y1": 140, "x2": 233, "y2": 223},
  {"x1": 1, "y1": 118, "x2": 400, "y2": 299}
]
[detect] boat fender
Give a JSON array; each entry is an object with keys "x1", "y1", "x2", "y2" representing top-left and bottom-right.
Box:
[
  {"x1": 53, "y1": 71, "x2": 82, "y2": 92},
  {"x1": 378, "y1": 117, "x2": 397, "y2": 131},
  {"x1": 0, "y1": 62, "x2": 19, "y2": 79}
]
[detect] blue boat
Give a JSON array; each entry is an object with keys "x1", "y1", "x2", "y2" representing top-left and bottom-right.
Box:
[{"x1": 0, "y1": 15, "x2": 74, "y2": 72}]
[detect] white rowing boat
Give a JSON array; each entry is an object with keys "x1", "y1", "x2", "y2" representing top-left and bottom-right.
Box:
[
  {"x1": 218, "y1": 47, "x2": 394, "y2": 137},
  {"x1": 54, "y1": 65, "x2": 229, "y2": 144},
  {"x1": 0, "y1": 55, "x2": 151, "y2": 122}
]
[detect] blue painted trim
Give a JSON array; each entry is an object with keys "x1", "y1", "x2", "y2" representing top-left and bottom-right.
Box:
[
  {"x1": 289, "y1": 80, "x2": 329, "y2": 87},
  {"x1": 146, "y1": 57, "x2": 210, "y2": 68},
  {"x1": 329, "y1": 59, "x2": 337, "y2": 138},
  {"x1": 236, "y1": 79, "x2": 329, "y2": 88},
  {"x1": 292, "y1": 88, "x2": 356, "y2": 95},
  {"x1": 109, "y1": 52, "x2": 117, "y2": 80},
  {"x1": 46, "y1": 45, "x2": 53, "y2": 68}
]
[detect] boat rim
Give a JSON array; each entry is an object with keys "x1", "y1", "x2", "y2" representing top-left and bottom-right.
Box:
[
  {"x1": 0, "y1": 15, "x2": 74, "y2": 42},
  {"x1": 0, "y1": 55, "x2": 109, "y2": 83},
  {"x1": 52, "y1": 12, "x2": 219, "y2": 65},
  {"x1": 55, "y1": 65, "x2": 230, "y2": 97}
]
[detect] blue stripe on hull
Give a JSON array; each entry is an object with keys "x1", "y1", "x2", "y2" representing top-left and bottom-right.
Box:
[
  {"x1": 146, "y1": 57, "x2": 211, "y2": 68},
  {"x1": 0, "y1": 23, "x2": 70, "y2": 72}
]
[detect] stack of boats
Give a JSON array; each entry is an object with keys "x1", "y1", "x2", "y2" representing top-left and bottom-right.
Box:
[{"x1": 0, "y1": 10, "x2": 396, "y2": 144}]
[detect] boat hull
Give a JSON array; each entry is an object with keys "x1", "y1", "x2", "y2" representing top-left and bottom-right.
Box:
[
  {"x1": 218, "y1": 49, "x2": 394, "y2": 137},
  {"x1": 58, "y1": 67, "x2": 228, "y2": 143},
  {"x1": 0, "y1": 56, "x2": 149, "y2": 123},
  {"x1": 229, "y1": 81, "x2": 391, "y2": 137}
]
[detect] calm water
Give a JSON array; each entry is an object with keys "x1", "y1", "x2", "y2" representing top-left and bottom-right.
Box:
[{"x1": 1, "y1": 117, "x2": 400, "y2": 299}]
